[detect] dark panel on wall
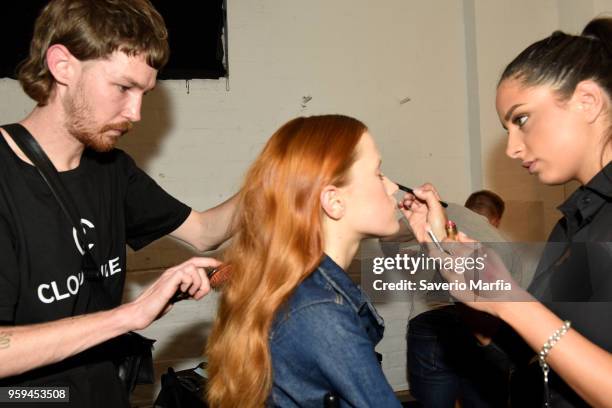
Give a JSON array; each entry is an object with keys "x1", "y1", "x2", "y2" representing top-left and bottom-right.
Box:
[{"x1": 0, "y1": 1, "x2": 226, "y2": 80}]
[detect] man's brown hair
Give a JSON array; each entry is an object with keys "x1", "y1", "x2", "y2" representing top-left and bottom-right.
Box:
[
  {"x1": 18, "y1": 0, "x2": 169, "y2": 106},
  {"x1": 465, "y1": 189, "x2": 505, "y2": 224}
]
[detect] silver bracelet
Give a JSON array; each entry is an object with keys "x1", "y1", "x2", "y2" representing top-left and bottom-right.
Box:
[{"x1": 538, "y1": 320, "x2": 571, "y2": 407}]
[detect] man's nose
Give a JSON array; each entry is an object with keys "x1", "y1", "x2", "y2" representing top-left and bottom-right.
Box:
[{"x1": 124, "y1": 94, "x2": 143, "y2": 123}]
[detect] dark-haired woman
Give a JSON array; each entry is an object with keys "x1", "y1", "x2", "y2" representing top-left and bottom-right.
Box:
[{"x1": 403, "y1": 18, "x2": 612, "y2": 408}]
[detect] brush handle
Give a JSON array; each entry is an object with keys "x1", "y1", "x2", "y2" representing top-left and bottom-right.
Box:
[{"x1": 396, "y1": 183, "x2": 448, "y2": 208}]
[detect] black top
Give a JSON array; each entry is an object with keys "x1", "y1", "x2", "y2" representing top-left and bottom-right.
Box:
[
  {"x1": 0, "y1": 130, "x2": 191, "y2": 407},
  {"x1": 514, "y1": 161, "x2": 612, "y2": 407}
]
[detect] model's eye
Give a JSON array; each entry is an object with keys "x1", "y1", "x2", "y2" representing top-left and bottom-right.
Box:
[
  {"x1": 378, "y1": 172, "x2": 385, "y2": 180},
  {"x1": 118, "y1": 85, "x2": 130, "y2": 93},
  {"x1": 513, "y1": 114, "x2": 529, "y2": 128}
]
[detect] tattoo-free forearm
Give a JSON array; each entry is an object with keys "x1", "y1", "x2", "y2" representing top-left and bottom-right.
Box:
[{"x1": 171, "y1": 194, "x2": 238, "y2": 251}]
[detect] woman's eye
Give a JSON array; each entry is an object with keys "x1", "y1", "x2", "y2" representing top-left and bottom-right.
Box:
[
  {"x1": 513, "y1": 114, "x2": 528, "y2": 128},
  {"x1": 378, "y1": 172, "x2": 385, "y2": 180}
]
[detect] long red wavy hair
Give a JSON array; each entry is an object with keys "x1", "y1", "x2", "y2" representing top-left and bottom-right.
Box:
[{"x1": 206, "y1": 115, "x2": 366, "y2": 407}]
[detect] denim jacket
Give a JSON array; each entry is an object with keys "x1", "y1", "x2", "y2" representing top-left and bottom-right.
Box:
[{"x1": 268, "y1": 254, "x2": 402, "y2": 407}]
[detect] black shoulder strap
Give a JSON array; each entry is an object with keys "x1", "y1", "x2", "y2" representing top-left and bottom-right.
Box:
[{"x1": 2, "y1": 123, "x2": 101, "y2": 282}]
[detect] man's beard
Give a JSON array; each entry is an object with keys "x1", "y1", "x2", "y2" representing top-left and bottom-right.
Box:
[{"x1": 64, "y1": 88, "x2": 133, "y2": 152}]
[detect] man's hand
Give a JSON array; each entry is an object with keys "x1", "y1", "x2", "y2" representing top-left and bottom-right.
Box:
[
  {"x1": 121, "y1": 257, "x2": 221, "y2": 331},
  {"x1": 0, "y1": 257, "x2": 221, "y2": 378}
]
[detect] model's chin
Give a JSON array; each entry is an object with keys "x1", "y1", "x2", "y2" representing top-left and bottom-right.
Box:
[{"x1": 378, "y1": 218, "x2": 401, "y2": 238}]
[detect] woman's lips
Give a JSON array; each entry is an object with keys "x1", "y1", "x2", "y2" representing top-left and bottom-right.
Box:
[{"x1": 522, "y1": 160, "x2": 537, "y2": 174}]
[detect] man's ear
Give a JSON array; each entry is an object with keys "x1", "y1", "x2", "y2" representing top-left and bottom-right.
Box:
[
  {"x1": 490, "y1": 217, "x2": 501, "y2": 228},
  {"x1": 320, "y1": 185, "x2": 345, "y2": 220},
  {"x1": 572, "y1": 80, "x2": 607, "y2": 124},
  {"x1": 46, "y1": 44, "x2": 77, "y2": 87}
]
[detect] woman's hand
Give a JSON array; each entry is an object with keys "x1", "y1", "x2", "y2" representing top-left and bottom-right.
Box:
[
  {"x1": 434, "y1": 232, "x2": 533, "y2": 317},
  {"x1": 399, "y1": 183, "x2": 447, "y2": 242}
]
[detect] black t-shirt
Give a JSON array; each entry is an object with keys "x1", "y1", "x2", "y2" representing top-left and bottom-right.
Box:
[{"x1": 0, "y1": 131, "x2": 191, "y2": 407}]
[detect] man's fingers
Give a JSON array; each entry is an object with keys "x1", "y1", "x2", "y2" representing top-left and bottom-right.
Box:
[
  {"x1": 193, "y1": 267, "x2": 211, "y2": 299},
  {"x1": 171, "y1": 261, "x2": 213, "y2": 300},
  {"x1": 183, "y1": 256, "x2": 222, "y2": 269},
  {"x1": 165, "y1": 256, "x2": 221, "y2": 276}
]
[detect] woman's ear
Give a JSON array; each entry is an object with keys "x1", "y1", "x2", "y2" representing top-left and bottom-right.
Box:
[
  {"x1": 320, "y1": 185, "x2": 345, "y2": 220},
  {"x1": 572, "y1": 80, "x2": 607, "y2": 124}
]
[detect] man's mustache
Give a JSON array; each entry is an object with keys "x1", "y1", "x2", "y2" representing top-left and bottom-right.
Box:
[{"x1": 101, "y1": 121, "x2": 133, "y2": 134}]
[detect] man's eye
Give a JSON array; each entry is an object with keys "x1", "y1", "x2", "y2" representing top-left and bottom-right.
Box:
[{"x1": 118, "y1": 85, "x2": 130, "y2": 93}]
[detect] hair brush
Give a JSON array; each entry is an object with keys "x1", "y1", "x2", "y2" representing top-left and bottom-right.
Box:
[{"x1": 169, "y1": 263, "x2": 232, "y2": 304}]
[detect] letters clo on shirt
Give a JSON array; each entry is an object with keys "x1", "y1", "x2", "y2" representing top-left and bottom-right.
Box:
[{"x1": 36, "y1": 219, "x2": 123, "y2": 304}]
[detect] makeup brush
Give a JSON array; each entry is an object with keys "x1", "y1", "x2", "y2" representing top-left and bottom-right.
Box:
[
  {"x1": 169, "y1": 263, "x2": 232, "y2": 303},
  {"x1": 396, "y1": 183, "x2": 448, "y2": 208}
]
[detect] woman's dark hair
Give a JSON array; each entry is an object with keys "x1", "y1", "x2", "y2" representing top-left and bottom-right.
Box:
[
  {"x1": 499, "y1": 18, "x2": 612, "y2": 164},
  {"x1": 499, "y1": 18, "x2": 612, "y2": 98}
]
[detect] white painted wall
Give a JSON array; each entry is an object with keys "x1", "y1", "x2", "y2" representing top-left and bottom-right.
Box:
[{"x1": 1, "y1": 0, "x2": 611, "y2": 405}]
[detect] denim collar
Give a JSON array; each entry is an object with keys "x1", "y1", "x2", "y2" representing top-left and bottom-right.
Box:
[{"x1": 317, "y1": 254, "x2": 369, "y2": 314}]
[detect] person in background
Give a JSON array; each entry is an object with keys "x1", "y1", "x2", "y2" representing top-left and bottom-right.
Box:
[
  {"x1": 464, "y1": 190, "x2": 505, "y2": 228},
  {"x1": 406, "y1": 190, "x2": 513, "y2": 408}
]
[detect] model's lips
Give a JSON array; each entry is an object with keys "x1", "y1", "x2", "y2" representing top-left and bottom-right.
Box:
[{"x1": 522, "y1": 160, "x2": 537, "y2": 174}]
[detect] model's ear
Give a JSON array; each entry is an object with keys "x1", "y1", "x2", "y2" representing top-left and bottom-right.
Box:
[
  {"x1": 46, "y1": 44, "x2": 78, "y2": 87},
  {"x1": 572, "y1": 80, "x2": 607, "y2": 124},
  {"x1": 320, "y1": 185, "x2": 345, "y2": 220}
]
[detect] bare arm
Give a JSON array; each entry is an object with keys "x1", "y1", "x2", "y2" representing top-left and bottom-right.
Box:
[
  {"x1": 495, "y1": 300, "x2": 612, "y2": 408},
  {"x1": 171, "y1": 194, "x2": 238, "y2": 252},
  {"x1": 0, "y1": 257, "x2": 219, "y2": 378},
  {"x1": 0, "y1": 307, "x2": 130, "y2": 377}
]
